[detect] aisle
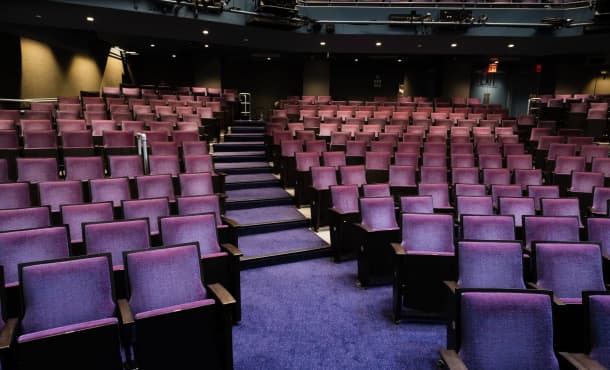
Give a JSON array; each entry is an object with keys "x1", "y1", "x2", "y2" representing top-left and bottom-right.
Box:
[
  {"x1": 233, "y1": 258, "x2": 445, "y2": 370},
  {"x1": 213, "y1": 120, "x2": 330, "y2": 269}
]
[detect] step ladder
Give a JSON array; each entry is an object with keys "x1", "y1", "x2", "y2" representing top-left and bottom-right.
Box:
[{"x1": 239, "y1": 92, "x2": 251, "y2": 120}]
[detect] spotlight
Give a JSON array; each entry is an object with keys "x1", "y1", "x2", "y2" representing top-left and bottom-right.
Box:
[{"x1": 86, "y1": 16, "x2": 95, "y2": 22}]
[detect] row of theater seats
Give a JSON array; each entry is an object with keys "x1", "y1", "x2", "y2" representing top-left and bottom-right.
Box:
[
  {"x1": 279, "y1": 95, "x2": 487, "y2": 107},
  {"x1": 0, "y1": 242, "x2": 235, "y2": 370},
  {"x1": 266, "y1": 105, "x2": 610, "y2": 367},
  {"x1": 325, "y1": 194, "x2": 610, "y2": 359}
]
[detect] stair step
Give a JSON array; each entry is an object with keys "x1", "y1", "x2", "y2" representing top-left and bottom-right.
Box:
[
  {"x1": 213, "y1": 142, "x2": 265, "y2": 152},
  {"x1": 225, "y1": 186, "x2": 293, "y2": 210},
  {"x1": 212, "y1": 151, "x2": 266, "y2": 162},
  {"x1": 231, "y1": 126, "x2": 265, "y2": 134},
  {"x1": 214, "y1": 161, "x2": 272, "y2": 174},
  {"x1": 224, "y1": 134, "x2": 264, "y2": 142},
  {"x1": 232, "y1": 119, "x2": 266, "y2": 127},
  {"x1": 225, "y1": 205, "x2": 308, "y2": 234},
  {"x1": 225, "y1": 173, "x2": 280, "y2": 190}
]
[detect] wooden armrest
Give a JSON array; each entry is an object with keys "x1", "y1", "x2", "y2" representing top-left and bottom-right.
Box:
[
  {"x1": 0, "y1": 317, "x2": 17, "y2": 350},
  {"x1": 439, "y1": 349, "x2": 468, "y2": 370},
  {"x1": 391, "y1": 243, "x2": 405, "y2": 256},
  {"x1": 221, "y1": 243, "x2": 243, "y2": 257},
  {"x1": 221, "y1": 216, "x2": 240, "y2": 228},
  {"x1": 216, "y1": 171, "x2": 227, "y2": 177},
  {"x1": 559, "y1": 352, "x2": 607, "y2": 370},
  {"x1": 117, "y1": 298, "x2": 134, "y2": 325},
  {"x1": 444, "y1": 281, "x2": 458, "y2": 294},
  {"x1": 527, "y1": 282, "x2": 540, "y2": 290},
  {"x1": 208, "y1": 283, "x2": 236, "y2": 306},
  {"x1": 354, "y1": 223, "x2": 374, "y2": 233}
]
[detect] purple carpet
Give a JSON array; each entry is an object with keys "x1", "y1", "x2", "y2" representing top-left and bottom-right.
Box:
[
  {"x1": 234, "y1": 258, "x2": 445, "y2": 369},
  {"x1": 226, "y1": 205, "x2": 305, "y2": 225},
  {"x1": 238, "y1": 227, "x2": 327, "y2": 257},
  {"x1": 226, "y1": 187, "x2": 291, "y2": 202},
  {"x1": 226, "y1": 173, "x2": 278, "y2": 184}
]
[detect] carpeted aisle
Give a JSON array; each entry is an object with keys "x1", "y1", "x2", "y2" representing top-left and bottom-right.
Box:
[{"x1": 233, "y1": 258, "x2": 445, "y2": 370}]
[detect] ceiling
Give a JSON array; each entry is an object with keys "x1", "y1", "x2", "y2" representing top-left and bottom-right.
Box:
[{"x1": 2, "y1": 0, "x2": 610, "y2": 58}]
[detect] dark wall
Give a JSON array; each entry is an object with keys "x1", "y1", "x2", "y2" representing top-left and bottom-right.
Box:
[
  {"x1": 128, "y1": 53, "x2": 195, "y2": 87},
  {"x1": 222, "y1": 57, "x2": 304, "y2": 119},
  {"x1": 0, "y1": 32, "x2": 21, "y2": 101},
  {"x1": 330, "y1": 59, "x2": 405, "y2": 100}
]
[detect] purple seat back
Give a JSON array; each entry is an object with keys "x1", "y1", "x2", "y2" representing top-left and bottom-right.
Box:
[
  {"x1": 311, "y1": 166, "x2": 337, "y2": 190},
  {"x1": 458, "y1": 291, "x2": 558, "y2": 370},
  {"x1": 457, "y1": 241, "x2": 525, "y2": 289},
  {"x1": 330, "y1": 185, "x2": 359, "y2": 213},
  {"x1": 452, "y1": 167, "x2": 479, "y2": 185},
  {"x1": 422, "y1": 153, "x2": 446, "y2": 167},
  {"x1": 478, "y1": 154, "x2": 503, "y2": 169},
  {"x1": 38, "y1": 180, "x2": 84, "y2": 212},
  {"x1": 160, "y1": 213, "x2": 221, "y2": 255},
  {"x1": 359, "y1": 197, "x2": 398, "y2": 231},
  {"x1": 0, "y1": 226, "x2": 69, "y2": 287},
  {"x1": 365, "y1": 152, "x2": 391, "y2": 170},
  {"x1": 345, "y1": 141, "x2": 366, "y2": 157},
  {"x1": 457, "y1": 196, "x2": 493, "y2": 218},
  {"x1": 394, "y1": 152, "x2": 419, "y2": 169},
  {"x1": 23, "y1": 130, "x2": 56, "y2": 148},
  {"x1": 322, "y1": 151, "x2": 346, "y2": 169},
  {"x1": 527, "y1": 185, "x2": 560, "y2": 212},
  {"x1": 400, "y1": 213, "x2": 454, "y2": 253},
  {"x1": 182, "y1": 141, "x2": 209, "y2": 156},
  {"x1": 587, "y1": 293, "x2": 610, "y2": 367},
  {"x1": 122, "y1": 198, "x2": 169, "y2": 235},
  {"x1": 454, "y1": 184, "x2": 486, "y2": 197},
  {"x1": 183, "y1": 154, "x2": 215, "y2": 174},
  {"x1": 400, "y1": 196, "x2": 434, "y2": 214},
  {"x1": 125, "y1": 244, "x2": 209, "y2": 317},
  {"x1": 498, "y1": 197, "x2": 535, "y2": 228},
  {"x1": 137, "y1": 175, "x2": 175, "y2": 201},
  {"x1": 535, "y1": 242, "x2": 605, "y2": 300},
  {"x1": 19, "y1": 255, "x2": 115, "y2": 334},
  {"x1": 62, "y1": 130, "x2": 93, "y2": 148},
  {"x1": 65, "y1": 156, "x2": 105, "y2": 181},
  {"x1": 362, "y1": 183, "x2": 390, "y2": 198},
  {"x1": 451, "y1": 154, "x2": 475, "y2": 168},
  {"x1": 151, "y1": 141, "x2": 179, "y2": 156},
  {"x1": 569, "y1": 171, "x2": 604, "y2": 193},
  {"x1": 483, "y1": 168, "x2": 511, "y2": 187},
  {"x1": 61, "y1": 202, "x2": 114, "y2": 244},
  {"x1": 541, "y1": 197, "x2": 582, "y2": 226},
  {"x1": 295, "y1": 152, "x2": 320, "y2": 172},
  {"x1": 553, "y1": 156, "x2": 585, "y2": 175},
  {"x1": 340, "y1": 165, "x2": 367, "y2": 187},
  {"x1": 490, "y1": 184, "x2": 522, "y2": 209},
  {"x1": 506, "y1": 155, "x2": 533, "y2": 171},
  {"x1": 523, "y1": 216, "x2": 580, "y2": 250},
  {"x1": 149, "y1": 155, "x2": 180, "y2": 176},
  {"x1": 179, "y1": 172, "x2": 214, "y2": 196},
  {"x1": 0, "y1": 182, "x2": 31, "y2": 209},
  {"x1": 420, "y1": 166, "x2": 447, "y2": 184},
  {"x1": 177, "y1": 195, "x2": 222, "y2": 225},
  {"x1": 281, "y1": 140, "x2": 303, "y2": 157},
  {"x1": 0, "y1": 206, "x2": 51, "y2": 232},
  {"x1": 587, "y1": 218, "x2": 610, "y2": 257},
  {"x1": 462, "y1": 215, "x2": 515, "y2": 241},
  {"x1": 514, "y1": 169, "x2": 543, "y2": 190},
  {"x1": 84, "y1": 219, "x2": 151, "y2": 268},
  {"x1": 592, "y1": 158, "x2": 610, "y2": 178},
  {"x1": 103, "y1": 130, "x2": 134, "y2": 148},
  {"x1": 17, "y1": 158, "x2": 58, "y2": 183},
  {"x1": 418, "y1": 183, "x2": 452, "y2": 209},
  {"x1": 0, "y1": 130, "x2": 18, "y2": 149},
  {"x1": 108, "y1": 155, "x2": 143, "y2": 178},
  {"x1": 388, "y1": 165, "x2": 416, "y2": 187},
  {"x1": 89, "y1": 177, "x2": 131, "y2": 207},
  {"x1": 173, "y1": 131, "x2": 199, "y2": 146}
]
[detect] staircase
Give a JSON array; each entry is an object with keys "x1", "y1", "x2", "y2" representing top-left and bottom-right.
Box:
[{"x1": 213, "y1": 120, "x2": 330, "y2": 269}]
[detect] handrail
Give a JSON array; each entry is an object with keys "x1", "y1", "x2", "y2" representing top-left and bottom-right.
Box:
[{"x1": 0, "y1": 98, "x2": 58, "y2": 103}]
